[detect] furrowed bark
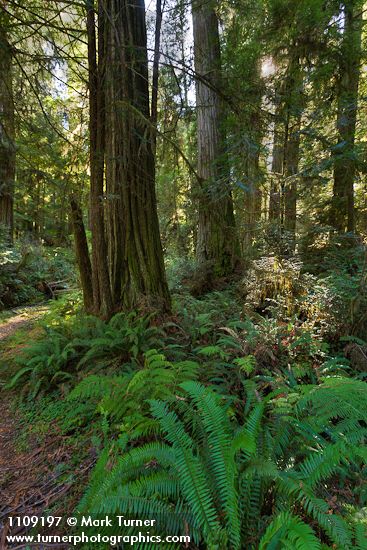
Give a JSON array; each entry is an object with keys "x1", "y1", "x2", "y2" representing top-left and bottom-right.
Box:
[
  {"x1": 70, "y1": 197, "x2": 94, "y2": 312},
  {"x1": 86, "y1": 0, "x2": 113, "y2": 318},
  {"x1": 0, "y1": 16, "x2": 15, "y2": 242},
  {"x1": 331, "y1": 0, "x2": 362, "y2": 234},
  {"x1": 192, "y1": 0, "x2": 239, "y2": 278},
  {"x1": 104, "y1": 0, "x2": 170, "y2": 311}
]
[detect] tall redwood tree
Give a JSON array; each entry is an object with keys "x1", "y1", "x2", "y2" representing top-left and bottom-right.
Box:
[
  {"x1": 84, "y1": 0, "x2": 170, "y2": 317},
  {"x1": 192, "y1": 0, "x2": 239, "y2": 278},
  {"x1": 0, "y1": 13, "x2": 15, "y2": 241}
]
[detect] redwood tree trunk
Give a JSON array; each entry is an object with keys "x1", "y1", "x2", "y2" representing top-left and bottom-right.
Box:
[
  {"x1": 283, "y1": 56, "x2": 303, "y2": 243},
  {"x1": 331, "y1": 0, "x2": 362, "y2": 234},
  {"x1": 192, "y1": 0, "x2": 239, "y2": 277},
  {"x1": 269, "y1": 54, "x2": 303, "y2": 248},
  {"x1": 70, "y1": 197, "x2": 94, "y2": 312},
  {"x1": 0, "y1": 17, "x2": 15, "y2": 242},
  {"x1": 104, "y1": 0, "x2": 170, "y2": 311},
  {"x1": 86, "y1": 0, "x2": 113, "y2": 318}
]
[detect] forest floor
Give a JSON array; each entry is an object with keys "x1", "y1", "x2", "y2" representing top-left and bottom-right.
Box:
[
  {"x1": 0, "y1": 269, "x2": 365, "y2": 548},
  {"x1": 0, "y1": 395, "x2": 70, "y2": 547},
  {"x1": 0, "y1": 304, "x2": 49, "y2": 341},
  {"x1": 0, "y1": 309, "x2": 92, "y2": 548}
]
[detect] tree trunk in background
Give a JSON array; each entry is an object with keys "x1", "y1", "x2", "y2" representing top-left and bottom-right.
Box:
[
  {"x1": 269, "y1": 54, "x2": 303, "y2": 250},
  {"x1": 70, "y1": 197, "x2": 94, "y2": 312},
  {"x1": 192, "y1": 0, "x2": 239, "y2": 277},
  {"x1": 241, "y1": 58, "x2": 263, "y2": 252},
  {"x1": 151, "y1": 0, "x2": 163, "y2": 155},
  {"x1": 0, "y1": 17, "x2": 15, "y2": 242},
  {"x1": 243, "y1": 155, "x2": 261, "y2": 251},
  {"x1": 283, "y1": 118, "x2": 300, "y2": 236},
  {"x1": 86, "y1": 0, "x2": 113, "y2": 318},
  {"x1": 283, "y1": 55, "x2": 303, "y2": 244},
  {"x1": 331, "y1": 0, "x2": 362, "y2": 234},
  {"x1": 269, "y1": 96, "x2": 283, "y2": 223},
  {"x1": 104, "y1": 0, "x2": 170, "y2": 311}
]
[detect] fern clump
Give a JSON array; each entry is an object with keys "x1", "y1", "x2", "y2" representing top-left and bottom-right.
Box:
[
  {"x1": 6, "y1": 312, "x2": 164, "y2": 398},
  {"x1": 68, "y1": 350, "x2": 199, "y2": 438},
  {"x1": 79, "y1": 378, "x2": 367, "y2": 549}
]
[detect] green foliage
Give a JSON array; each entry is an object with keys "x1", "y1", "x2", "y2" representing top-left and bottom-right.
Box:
[
  {"x1": 165, "y1": 255, "x2": 196, "y2": 292},
  {"x1": 295, "y1": 377, "x2": 367, "y2": 447},
  {"x1": 3, "y1": 262, "x2": 367, "y2": 550},
  {"x1": 242, "y1": 255, "x2": 342, "y2": 339},
  {"x1": 80, "y1": 377, "x2": 367, "y2": 549},
  {"x1": 6, "y1": 327, "x2": 74, "y2": 398},
  {"x1": 6, "y1": 312, "x2": 164, "y2": 399},
  {"x1": 75, "y1": 312, "x2": 164, "y2": 369},
  {"x1": 17, "y1": 392, "x2": 96, "y2": 438},
  {"x1": 320, "y1": 243, "x2": 367, "y2": 339},
  {"x1": 173, "y1": 288, "x2": 241, "y2": 345},
  {"x1": 68, "y1": 349, "x2": 199, "y2": 438},
  {"x1": 2, "y1": 0, "x2": 367, "y2": 545},
  {"x1": 258, "y1": 512, "x2": 321, "y2": 550},
  {"x1": 0, "y1": 242, "x2": 76, "y2": 309}
]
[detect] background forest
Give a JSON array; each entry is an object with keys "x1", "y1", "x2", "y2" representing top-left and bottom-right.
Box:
[{"x1": 0, "y1": 0, "x2": 367, "y2": 548}]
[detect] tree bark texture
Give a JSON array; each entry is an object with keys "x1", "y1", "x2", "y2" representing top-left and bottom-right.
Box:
[
  {"x1": 69, "y1": 197, "x2": 94, "y2": 312},
  {"x1": 192, "y1": 0, "x2": 239, "y2": 277},
  {"x1": 103, "y1": 0, "x2": 170, "y2": 311},
  {"x1": 0, "y1": 16, "x2": 15, "y2": 241},
  {"x1": 86, "y1": 0, "x2": 113, "y2": 318},
  {"x1": 331, "y1": 0, "x2": 362, "y2": 234}
]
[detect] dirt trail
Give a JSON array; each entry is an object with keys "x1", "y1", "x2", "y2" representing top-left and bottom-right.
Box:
[
  {"x1": 0, "y1": 394, "x2": 82, "y2": 548},
  {"x1": 0, "y1": 304, "x2": 92, "y2": 548},
  {"x1": 0, "y1": 304, "x2": 49, "y2": 342}
]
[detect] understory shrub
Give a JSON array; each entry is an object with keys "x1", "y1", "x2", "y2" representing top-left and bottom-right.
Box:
[
  {"x1": 240, "y1": 250, "x2": 367, "y2": 354},
  {"x1": 241, "y1": 256, "x2": 342, "y2": 337},
  {"x1": 0, "y1": 241, "x2": 76, "y2": 309}
]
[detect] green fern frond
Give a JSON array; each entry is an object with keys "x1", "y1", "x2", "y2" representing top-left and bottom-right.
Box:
[
  {"x1": 149, "y1": 399, "x2": 221, "y2": 538},
  {"x1": 180, "y1": 380, "x2": 241, "y2": 549},
  {"x1": 259, "y1": 512, "x2": 321, "y2": 550}
]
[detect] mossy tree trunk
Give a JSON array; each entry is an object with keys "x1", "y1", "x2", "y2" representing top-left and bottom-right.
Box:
[{"x1": 192, "y1": 0, "x2": 239, "y2": 278}]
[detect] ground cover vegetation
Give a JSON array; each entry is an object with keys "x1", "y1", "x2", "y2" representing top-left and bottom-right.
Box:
[{"x1": 0, "y1": 0, "x2": 367, "y2": 548}]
